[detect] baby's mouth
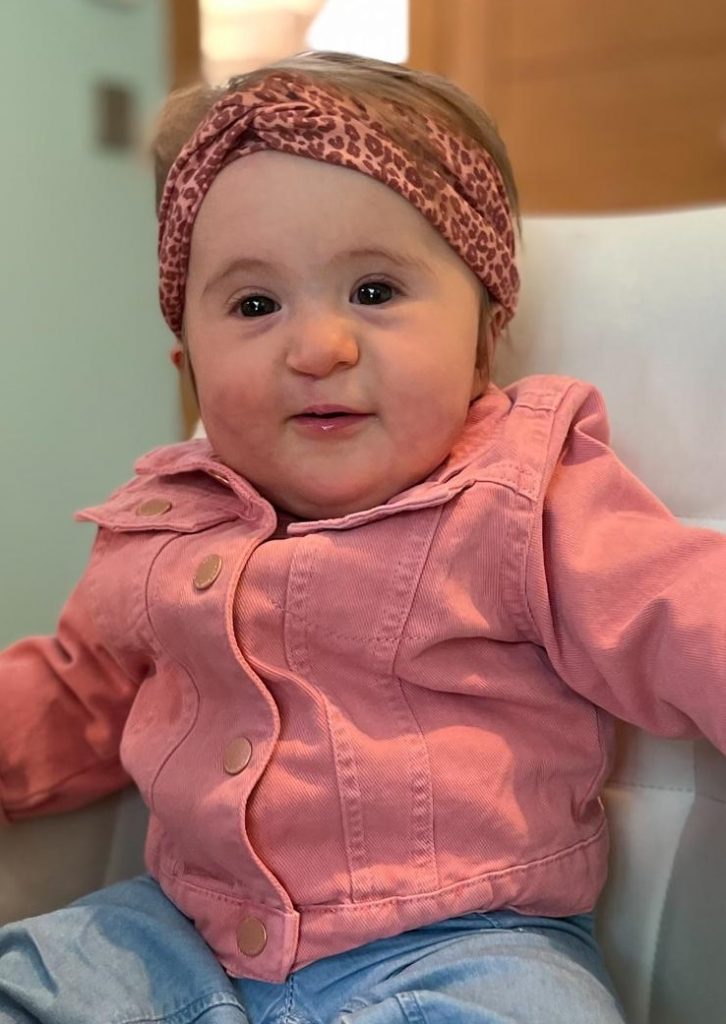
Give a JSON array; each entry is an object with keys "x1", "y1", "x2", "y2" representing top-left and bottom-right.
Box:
[{"x1": 292, "y1": 406, "x2": 372, "y2": 433}]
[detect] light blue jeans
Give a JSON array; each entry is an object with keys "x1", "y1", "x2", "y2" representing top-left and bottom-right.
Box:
[{"x1": 0, "y1": 876, "x2": 626, "y2": 1023}]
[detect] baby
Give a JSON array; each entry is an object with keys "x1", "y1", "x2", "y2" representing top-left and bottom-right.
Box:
[{"x1": 0, "y1": 50, "x2": 724, "y2": 1024}]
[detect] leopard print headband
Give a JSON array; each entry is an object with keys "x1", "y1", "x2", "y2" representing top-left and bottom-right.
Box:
[{"x1": 158, "y1": 74, "x2": 520, "y2": 337}]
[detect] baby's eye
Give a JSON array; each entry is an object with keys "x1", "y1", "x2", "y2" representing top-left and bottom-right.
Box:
[
  {"x1": 353, "y1": 282, "x2": 395, "y2": 306},
  {"x1": 235, "y1": 295, "x2": 280, "y2": 317}
]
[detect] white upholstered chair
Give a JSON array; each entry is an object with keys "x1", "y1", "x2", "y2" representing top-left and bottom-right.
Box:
[
  {"x1": 1, "y1": 205, "x2": 724, "y2": 1024},
  {"x1": 496, "y1": 204, "x2": 726, "y2": 1024}
]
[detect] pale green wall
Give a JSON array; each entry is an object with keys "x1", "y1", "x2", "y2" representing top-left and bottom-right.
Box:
[{"x1": 0, "y1": 0, "x2": 179, "y2": 646}]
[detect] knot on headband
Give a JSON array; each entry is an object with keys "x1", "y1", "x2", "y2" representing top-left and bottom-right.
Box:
[{"x1": 158, "y1": 75, "x2": 519, "y2": 337}]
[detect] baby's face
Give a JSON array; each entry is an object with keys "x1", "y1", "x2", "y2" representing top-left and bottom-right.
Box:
[{"x1": 184, "y1": 150, "x2": 484, "y2": 519}]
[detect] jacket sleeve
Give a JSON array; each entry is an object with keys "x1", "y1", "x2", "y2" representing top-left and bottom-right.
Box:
[
  {"x1": 524, "y1": 385, "x2": 726, "y2": 749},
  {"x1": 0, "y1": 531, "x2": 145, "y2": 822}
]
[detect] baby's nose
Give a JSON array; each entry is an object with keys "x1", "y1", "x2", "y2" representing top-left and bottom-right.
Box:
[{"x1": 285, "y1": 314, "x2": 360, "y2": 377}]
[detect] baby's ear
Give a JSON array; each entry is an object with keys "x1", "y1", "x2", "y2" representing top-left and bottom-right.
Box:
[
  {"x1": 478, "y1": 301, "x2": 507, "y2": 376},
  {"x1": 169, "y1": 345, "x2": 185, "y2": 371}
]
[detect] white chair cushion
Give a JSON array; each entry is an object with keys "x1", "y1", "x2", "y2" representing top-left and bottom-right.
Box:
[
  {"x1": 496, "y1": 206, "x2": 726, "y2": 519},
  {"x1": 495, "y1": 205, "x2": 726, "y2": 1024}
]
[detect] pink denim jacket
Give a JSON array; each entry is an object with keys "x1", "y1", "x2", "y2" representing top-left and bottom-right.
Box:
[{"x1": 1, "y1": 375, "x2": 725, "y2": 983}]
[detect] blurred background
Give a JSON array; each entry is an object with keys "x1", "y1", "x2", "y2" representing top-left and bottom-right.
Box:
[{"x1": 2, "y1": 0, "x2": 725, "y2": 646}]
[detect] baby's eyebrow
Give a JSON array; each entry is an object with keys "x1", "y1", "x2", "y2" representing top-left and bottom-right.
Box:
[
  {"x1": 339, "y1": 246, "x2": 434, "y2": 276},
  {"x1": 202, "y1": 257, "x2": 277, "y2": 296},
  {"x1": 202, "y1": 247, "x2": 434, "y2": 295}
]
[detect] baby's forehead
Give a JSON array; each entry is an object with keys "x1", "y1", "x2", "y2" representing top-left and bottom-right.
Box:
[
  {"x1": 192, "y1": 151, "x2": 451, "y2": 257},
  {"x1": 203, "y1": 149, "x2": 413, "y2": 209}
]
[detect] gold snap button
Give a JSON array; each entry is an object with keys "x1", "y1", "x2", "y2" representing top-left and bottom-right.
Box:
[
  {"x1": 193, "y1": 554, "x2": 222, "y2": 591},
  {"x1": 223, "y1": 737, "x2": 252, "y2": 775},
  {"x1": 236, "y1": 916, "x2": 267, "y2": 956},
  {"x1": 136, "y1": 498, "x2": 172, "y2": 517}
]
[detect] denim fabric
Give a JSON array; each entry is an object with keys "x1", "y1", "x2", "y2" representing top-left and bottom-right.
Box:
[
  {"x1": 0, "y1": 876, "x2": 626, "y2": 1024},
  {"x1": 8, "y1": 377, "x2": 726, "y2": 976}
]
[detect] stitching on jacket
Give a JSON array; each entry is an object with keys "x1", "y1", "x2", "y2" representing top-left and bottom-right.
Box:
[
  {"x1": 578, "y1": 707, "x2": 610, "y2": 823},
  {"x1": 384, "y1": 505, "x2": 445, "y2": 895},
  {"x1": 158, "y1": 861, "x2": 297, "y2": 910},
  {"x1": 141, "y1": 532, "x2": 202, "y2": 815},
  {"x1": 159, "y1": 816, "x2": 608, "y2": 914},
  {"x1": 285, "y1": 538, "x2": 375, "y2": 903},
  {"x1": 395, "y1": 677, "x2": 441, "y2": 892},
  {"x1": 326, "y1": 701, "x2": 374, "y2": 902},
  {"x1": 301, "y1": 817, "x2": 609, "y2": 915},
  {"x1": 517, "y1": 384, "x2": 613, "y2": 809}
]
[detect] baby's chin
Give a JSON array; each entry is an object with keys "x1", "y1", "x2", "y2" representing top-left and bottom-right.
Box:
[
  {"x1": 210, "y1": 439, "x2": 445, "y2": 522},
  {"x1": 275, "y1": 454, "x2": 454, "y2": 520},
  {"x1": 269, "y1": 487, "x2": 396, "y2": 522},
  {"x1": 260, "y1": 466, "x2": 428, "y2": 521}
]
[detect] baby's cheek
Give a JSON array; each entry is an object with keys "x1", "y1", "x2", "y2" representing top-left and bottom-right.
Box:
[
  {"x1": 202, "y1": 388, "x2": 275, "y2": 469},
  {"x1": 407, "y1": 382, "x2": 470, "y2": 434},
  {"x1": 201, "y1": 376, "x2": 253, "y2": 425},
  {"x1": 196, "y1": 390, "x2": 244, "y2": 454}
]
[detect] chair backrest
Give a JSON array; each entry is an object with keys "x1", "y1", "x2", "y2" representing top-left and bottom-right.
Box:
[{"x1": 494, "y1": 206, "x2": 726, "y2": 1024}]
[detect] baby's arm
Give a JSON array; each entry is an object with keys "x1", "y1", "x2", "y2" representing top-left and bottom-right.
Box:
[
  {"x1": 525, "y1": 386, "x2": 726, "y2": 749},
  {"x1": 0, "y1": 533, "x2": 142, "y2": 823}
]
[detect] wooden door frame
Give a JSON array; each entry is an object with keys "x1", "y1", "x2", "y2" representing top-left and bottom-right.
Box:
[{"x1": 168, "y1": 0, "x2": 201, "y2": 88}]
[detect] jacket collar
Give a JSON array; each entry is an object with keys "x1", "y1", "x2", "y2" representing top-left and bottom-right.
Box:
[{"x1": 134, "y1": 385, "x2": 513, "y2": 534}]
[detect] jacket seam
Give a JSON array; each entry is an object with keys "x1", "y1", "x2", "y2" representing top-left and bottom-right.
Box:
[
  {"x1": 302, "y1": 818, "x2": 608, "y2": 913},
  {"x1": 578, "y1": 708, "x2": 609, "y2": 819},
  {"x1": 516, "y1": 382, "x2": 610, "y2": 814},
  {"x1": 284, "y1": 540, "x2": 374, "y2": 903},
  {"x1": 158, "y1": 861, "x2": 296, "y2": 910},
  {"x1": 388, "y1": 504, "x2": 447, "y2": 895},
  {"x1": 518, "y1": 379, "x2": 596, "y2": 640},
  {"x1": 142, "y1": 533, "x2": 203, "y2": 816},
  {"x1": 157, "y1": 818, "x2": 607, "y2": 912},
  {"x1": 394, "y1": 677, "x2": 441, "y2": 892}
]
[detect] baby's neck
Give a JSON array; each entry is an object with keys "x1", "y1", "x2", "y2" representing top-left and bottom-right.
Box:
[{"x1": 271, "y1": 507, "x2": 303, "y2": 538}]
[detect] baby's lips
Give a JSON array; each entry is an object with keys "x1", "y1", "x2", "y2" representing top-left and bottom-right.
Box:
[{"x1": 297, "y1": 404, "x2": 368, "y2": 417}]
